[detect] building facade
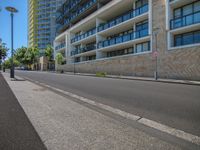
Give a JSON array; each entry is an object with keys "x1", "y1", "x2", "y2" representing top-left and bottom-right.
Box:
[
  {"x1": 54, "y1": 0, "x2": 200, "y2": 80},
  {"x1": 28, "y1": 0, "x2": 65, "y2": 55}
]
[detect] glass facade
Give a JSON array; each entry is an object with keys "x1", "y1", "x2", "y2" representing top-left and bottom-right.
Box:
[
  {"x1": 28, "y1": 0, "x2": 65, "y2": 55},
  {"x1": 56, "y1": 0, "x2": 111, "y2": 34}
]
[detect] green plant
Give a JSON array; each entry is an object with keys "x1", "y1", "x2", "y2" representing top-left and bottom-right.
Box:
[
  {"x1": 3, "y1": 58, "x2": 20, "y2": 69},
  {"x1": 45, "y1": 45, "x2": 53, "y2": 62},
  {"x1": 96, "y1": 72, "x2": 107, "y2": 77},
  {"x1": 55, "y1": 53, "x2": 64, "y2": 65}
]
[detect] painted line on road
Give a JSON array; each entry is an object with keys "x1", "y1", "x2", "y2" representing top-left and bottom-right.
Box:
[{"x1": 24, "y1": 77, "x2": 200, "y2": 146}]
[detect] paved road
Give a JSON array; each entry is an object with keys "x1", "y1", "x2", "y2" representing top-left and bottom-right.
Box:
[
  {"x1": 0, "y1": 73, "x2": 47, "y2": 150},
  {"x1": 16, "y1": 71, "x2": 200, "y2": 137}
]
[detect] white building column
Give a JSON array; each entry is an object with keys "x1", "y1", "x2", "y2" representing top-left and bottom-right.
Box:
[{"x1": 148, "y1": 0, "x2": 153, "y2": 51}]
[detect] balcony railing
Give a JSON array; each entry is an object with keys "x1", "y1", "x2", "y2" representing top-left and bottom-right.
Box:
[
  {"x1": 71, "y1": 45, "x2": 96, "y2": 56},
  {"x1": 57, "y1": 0, "x2": 97, "y2": 33},
  {"x1": 170, "y1": 11, "x2": 200, "y2": 29},
  {"x1": 71, "y1": 28, "x2": 96, "y2": 43},
  {"x1": 98, "y1": 4, "x2": 148, "y2": 32},
  {"x1": 98, "y1": 29, "x2": 148, "y2": 48},
  {"x1": 55, "y1": 43, "x2": 66, "y2": 51}
]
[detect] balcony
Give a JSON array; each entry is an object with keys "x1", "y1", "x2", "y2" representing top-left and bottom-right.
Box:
[
  {"x1": 97, "y1": 4, "x2": 148, "y2": 32},
  {"x1": 55, "y1": 43, "x2": 66, "y2": 51},
  {"x1": 56, "y1": 0, "x2": 97, "y2": 33},
  {"x1": 71, "y1": 28, "x2": 96, "y2": 43},
  {"x1": 71, "y1": 45, "x2": 96, "y2": 56},
  {"x1": 170, "y1": 11, "x2": 200, "y2": 29},
  {"x1": 98, "y1": 29, "x2": 148, "y2": 49}
]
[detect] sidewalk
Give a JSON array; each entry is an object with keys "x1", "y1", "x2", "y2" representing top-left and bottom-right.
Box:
[
  {"x1": 0, "y1": 73, "x2": 47, "y2": 150},
  {"x1": 2, "y1": 72, "x2": 193, "y2": 150},
  {"x1": 64, "y1": 72, "x2": 200, "y2": 86}
]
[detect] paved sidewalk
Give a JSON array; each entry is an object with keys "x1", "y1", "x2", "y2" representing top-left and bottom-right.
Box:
[
  {"x1": 67, "y1": 72, "x2": 200, "y2": 86},
  {"x1": 0, "y1": 73, "x2": 47, "y2": 150},
  {"x1": 2, "y1": 72, "x2": 194, "y2": 150}
]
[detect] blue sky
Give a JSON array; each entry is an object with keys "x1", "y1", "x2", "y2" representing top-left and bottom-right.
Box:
[{"x1": 0, "y1": 0, "x2": 27, "y2": 53}]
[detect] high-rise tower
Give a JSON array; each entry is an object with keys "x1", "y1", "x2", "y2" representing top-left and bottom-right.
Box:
[{"x1": 28, "y1": 0, "x2": 65, "y2": 55}]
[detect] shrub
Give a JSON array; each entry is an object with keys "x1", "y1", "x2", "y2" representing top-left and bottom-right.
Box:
[{"x1": 96, "y1": 72, "x2": 107, "y2": 77}]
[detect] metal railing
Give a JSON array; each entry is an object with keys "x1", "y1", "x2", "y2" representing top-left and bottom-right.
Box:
[
  {"x1": 55, "y1": 43, "x2": 66, "y2": 51},
  {"x1": 98, "y1": 29, "x2": 148, "y2": 48},
  {"x1": 97, "y1": 4, "x2": 148, "y2": 32},
  {"x1": 170, "y1": 11, "x2": 200, "y2": 29},
  {"x1": 71, "y1": 27, "x2": 96, "y2": 43},
  {"x1": 71, "y1": 45, "x2": 96, "y2": 56}
]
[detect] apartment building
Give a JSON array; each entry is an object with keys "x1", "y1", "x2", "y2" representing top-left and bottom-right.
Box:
[
  {"x1": 28, "y1": 0, "x2": 65, "y2": 55},
  {"x1": 54, "y1": 0, "x2": 200, "y2": 80}
]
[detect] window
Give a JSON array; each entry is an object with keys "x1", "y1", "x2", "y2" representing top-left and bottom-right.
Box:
[
  {"x1": 136, "y1": 20, "x2": 148, "y2": 37},
  {"x1": 172, "y1": 1, "x2": 200, "y2": 29},
  {"x1": 136, "y1": 41, "x2": 150, "y2": 53},
  {"x1": 194, "y1": 31, "x2": 200, "y2": 43},
  {"x1": 174, "y1": 35, "x2": 182, "y2": 47},
  {"x1": 136, "y1": 44, "x2": 142, "y2": 53},
  {"x1": 135, "y1": 0, "x2": 148, "y2": 8},
  {"x1": 174, "y1": 9, "x2": 181, "y2": 19},
  {"x1": 174, "y1": 1, "x2": 200, "y2": 18},
  {"x1": 182, "y1": 32, "x2": 193, "y2": 45},
  {"x1": 174, "y1": 30, "x2": 200, "y2": 47},
  {"x1": 182, "y1": 4, "x2": 193, "y2": 16},
  {"x1": 107, "y1": 47, "x2": 133, "y2": 58},
  {"x1": 194, "y1": 1, "x2": 200, "y2": 12}
]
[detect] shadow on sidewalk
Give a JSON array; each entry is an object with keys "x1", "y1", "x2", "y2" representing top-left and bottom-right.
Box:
[{"x1": 0, "y1": 73, "x2": 47, "y2": 150}]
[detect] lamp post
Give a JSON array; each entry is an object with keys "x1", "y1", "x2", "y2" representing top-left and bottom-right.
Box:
[
  {"x1": 153, "y1": 28, "x2": 160, "y2": 80},
  {"x1": 5, "y1": 6, "x2": 18, "y2": 78},
  {"x1": 73, "y1": 50, "x2": 75, "y2": 75},
  {"x1": 0, "y1": 38, "x2": 2, "y2": 70}
]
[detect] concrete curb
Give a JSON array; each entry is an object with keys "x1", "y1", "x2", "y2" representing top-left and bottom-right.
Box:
[{"x1": 62, "y1": 72, "x2": 200, "y2": 86}]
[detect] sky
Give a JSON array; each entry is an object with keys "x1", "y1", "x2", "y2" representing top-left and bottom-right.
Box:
[{"x1": 0, "y1": 0, "x2": 27, "y2": 54}]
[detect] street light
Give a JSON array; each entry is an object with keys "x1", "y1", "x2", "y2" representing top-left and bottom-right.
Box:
[
  {"x1": 153, "y1": 27, "x2": 160, "y2": 80},
  {"x1": 73, "y1": 50, "x2": 75, "y2": 75},
  {"x1": 5, "y1": 6, "x2": 18, "y2": 78}
]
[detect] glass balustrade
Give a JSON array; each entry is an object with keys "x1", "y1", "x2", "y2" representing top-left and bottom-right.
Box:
[
  {"x1": 71, "y1": 28, "x2": 96, "y2": 43},
  {"x1": 57, "y1": 0, "x2": 97, "y2": 32},
  {"x1": 71, "y1": 45, "x2": 96, "y2": 56},
  {"x1": 170, "y1": 11, "x2": 200, "y2": 29},
  {"x1": 98, "y1": 4, "x2": 148, "y2": 32},
  {"x1": 98, "y1": 29, "x2": 148, "y2": 48},
  {"x1": 55, "y1": 43, "x2": 66, "y2": 51}
]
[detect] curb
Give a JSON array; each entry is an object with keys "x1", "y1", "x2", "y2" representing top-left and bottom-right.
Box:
[{"x1": 63, "y1": 72, "x2": 200, "y2": 86}]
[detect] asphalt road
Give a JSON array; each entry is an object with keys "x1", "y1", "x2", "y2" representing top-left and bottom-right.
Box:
[{"x1": 16, "y1": 71, "x2": 200, "y2": 137}]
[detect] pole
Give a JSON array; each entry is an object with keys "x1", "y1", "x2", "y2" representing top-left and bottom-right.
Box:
[
  {"x1": 73, "y1": 53, "x2": 75, "y2": 75},
  {"x1": 155, "y1": 33, "x2": 158, "y2": 80},
  {"x1": 10, "y1": 12, "x2": 14, "y2": 78}
]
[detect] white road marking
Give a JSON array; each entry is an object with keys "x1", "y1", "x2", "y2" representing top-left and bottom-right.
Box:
[
  {"x1": 23, "y1": 77, "x2": 200, "y2": 146},
  {"x1": 138, "y1": 118, "x2": 200, "y2": 145}
]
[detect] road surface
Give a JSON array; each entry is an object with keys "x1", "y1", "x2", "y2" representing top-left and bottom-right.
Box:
[{"x1": 16, "y1": 71, "x2": 200, "y2": 137}]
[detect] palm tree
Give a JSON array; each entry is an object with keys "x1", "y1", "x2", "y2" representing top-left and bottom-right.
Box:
[{"x1": 45, "y1": 45, "x2": 54, "y2": 70}]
